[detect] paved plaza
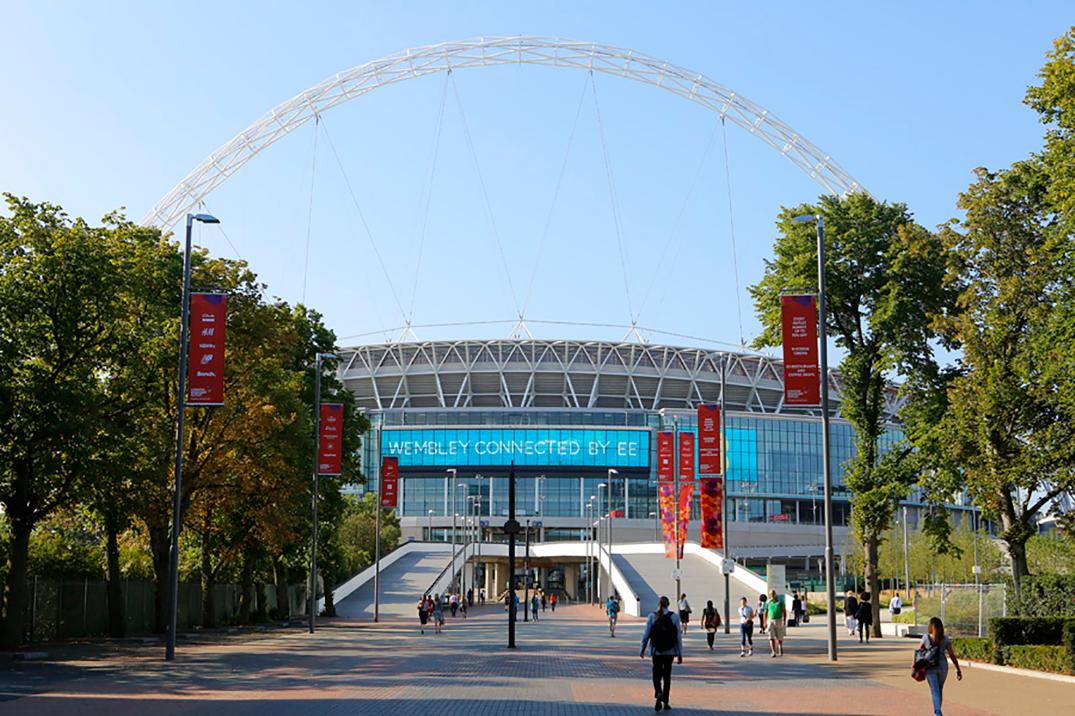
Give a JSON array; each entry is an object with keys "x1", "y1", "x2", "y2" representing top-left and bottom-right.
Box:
[{"x1": 1, "y1": 605, "x2": 1070, "y2": 715}]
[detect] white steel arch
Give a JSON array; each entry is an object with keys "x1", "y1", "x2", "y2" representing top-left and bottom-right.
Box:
[{"x1": 143, "y1": 36, "x2": 867, "y2": 228}]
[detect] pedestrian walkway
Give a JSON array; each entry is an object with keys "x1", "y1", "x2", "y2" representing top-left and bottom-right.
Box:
[{"x1": 0, "y1": 605, "x2": 1069, "y2": 714}]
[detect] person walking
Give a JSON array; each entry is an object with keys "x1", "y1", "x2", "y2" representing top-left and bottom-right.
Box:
[
  {"x1": 640, "y1": 596, "x2": 683, "y2": 712},
  {"x1": 417, "y1": 595, "x2": 430, "y2": 634},
  {"x1": 737, "y1": 596, "x2": 754, "y2": 656},
  {"x1": 460, "y1": 596, "x2": 468, "y2": 619},
  {"x1": 702, "y1": 599, "x2": 721, "y2": 650},
  {"x1": 791, "y1": 592, "x2": 802, "y2": 627},
  {"x1": 889, "y1": 592, "x2": 903, "y2": 618},
  {"x1": 766, "y1": 589, "x2": 787, "y2": 656},
  {"x1": 607, "y1": 594, "x2": 621, "y2": 636},
  {"x1": 756, "y1": 593, "x2": 768, "y2": 636},
  {"x1": 449, "y1": 592, "x2": 459, "y2": 617},
  {"x1": 844, "y1": 590, "x2": 859, "y2": 636},
  {"x1": 531, "y1": 593, "x2": 540, "y2": 622},
  {"x1": 915, "y1": 617, "x2": 962, "y2": 716},
  {"x1": 855, "y1": 592, "x2": 873, "y2": 643},
  {"x1": 480, "y1": 587, "x2": 486, "y2": 604},
  {"x1": 541, "y1": 591, "x2": 547, "y2": 612},
  {"x1": 550, "y1": 592, "x2": 557, "y2": 612},
  {"x1": 432, "y1": 593, "x2": 444, "y2": 634},
  {"x1": 677, "y1": 594, "x2": 692, "y2": 635}
]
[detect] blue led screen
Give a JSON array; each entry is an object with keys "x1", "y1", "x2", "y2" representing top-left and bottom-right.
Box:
[{"x1": 381, "y1": 428, "x2": 650, "y2": 468}]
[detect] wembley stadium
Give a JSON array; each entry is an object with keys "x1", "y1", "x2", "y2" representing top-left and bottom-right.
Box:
[{"x1": 336, "y1": 337, "x2": 955, "y2": 582}]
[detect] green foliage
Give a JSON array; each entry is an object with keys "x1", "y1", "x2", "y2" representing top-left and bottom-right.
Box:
[
  {"x1": 1011, "y1": 575, "x2": 1075, "y2": 618},
  {"x1": 950, "y1": 637, "x2": 993, "y2": 663},
  {"x1": 844, "y1": 522, "x2": 1005, "y2": 585},
  {"x1": 1064, "y1": 621, "x2": 1075, "y2": 674},
  {"x1": 1027, "y1": 534, "x2": 1075, "y2": 577},
  {"x1": 750, "y1": 194, "x2": 952, "y2": 618},
  {"x1": 1002, "y1": 645, "x2": 1071, "y2": 674},
  {"x1": 989, "y1": 616, "x2": 1072, "y2": 646},
  {"x1": 27, "y1": 509, "x2": 104, "y2": 579},
  {"x1": 336, "y1": 493, "x2": 401, "y2": 583}
]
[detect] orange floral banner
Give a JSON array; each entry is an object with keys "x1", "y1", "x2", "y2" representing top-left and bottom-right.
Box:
[
  {"x1": 677, "y1": 482, "x2": 693, "y2": 559},
  {"x1": 700, "y1": 477, "x2": 723, "y2": 549},
  {"x1": 659, "y1": 483, "x2": 677, "y2": 558}
]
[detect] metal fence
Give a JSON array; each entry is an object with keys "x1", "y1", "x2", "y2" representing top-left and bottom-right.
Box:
[
  {"x1": 23, "y1": 576, "x2": 310, "y2": 644},
  {"x1": 910, "y1": 583, "x2": 1007, "y2": 637}
]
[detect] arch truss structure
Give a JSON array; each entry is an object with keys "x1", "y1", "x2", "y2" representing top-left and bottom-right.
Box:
[{"x1": 143, "y1": 36, "x2": 867, "y2": 228}]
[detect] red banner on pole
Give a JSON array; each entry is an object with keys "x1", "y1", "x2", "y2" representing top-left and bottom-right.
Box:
[
  {"x1": 317, "y1": 403, "x2": 344, "y2": 476},
  {"x1": 697, "y1": 404, "x2": 722, "y2": 475},
  {"x1": 700, "y1": 477, "x2": 723, "y2": 549},
  {"x1": 659, "y1": 482, "x2": 676, "y2": 558},
  {"x1": 380, "y1": 456, "x2": 399, "y2": 508},
  {"x1": 187, "y1": 293, "x2": 226, "y2": 405},
  {"x1": 678, "y1": 432, "x2": 695, "y2": 482},
  {"x1": 657, "y1": 432, "x2": 674, "y2": 483},
  {"x1": 781, "y1": 294, "x2": 821, "y2": 405}
]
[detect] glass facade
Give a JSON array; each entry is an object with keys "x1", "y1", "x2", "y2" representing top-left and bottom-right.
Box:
[{"x1": 363, "y1": 409, "x2": 906, "y2": 526}]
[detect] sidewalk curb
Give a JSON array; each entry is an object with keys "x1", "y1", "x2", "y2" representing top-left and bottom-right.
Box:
[{"x1": 963, "y1": 658, "x2": 1075, "y2": 685}]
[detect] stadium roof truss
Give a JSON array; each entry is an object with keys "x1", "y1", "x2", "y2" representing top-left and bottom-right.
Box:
[
  {"x1": 337, "y1": 339, "x2": 903, "y2": 422},
  {"x1": 143, "y1": 36, "x2": 866, "y2": 229}
]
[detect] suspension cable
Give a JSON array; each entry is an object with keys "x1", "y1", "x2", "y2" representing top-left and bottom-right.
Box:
[
  {"x1": 408, "y1": 71, "x2": 451, "y2": 323},
  {"x1": 319, "y1": 115, "x2": 409, "y2": 322},
  {"x1": 721, "y1": 116, "x2": 746, "y2": 347},
  {"x1": 635, "y1": 120, "x2": 721, "y2": 322},
  {"x1": 589, "y1": 72, "x2": 636, "y2": 324},
  {"x1": 449, "y1": 72, "x2": 521, "y2": 316},
  {"x1": 520, "y1": 73, "x2": 591, "y2": 318},
  {"x1": 300, "y1": 115, "x2": 320, "y2": 304}
]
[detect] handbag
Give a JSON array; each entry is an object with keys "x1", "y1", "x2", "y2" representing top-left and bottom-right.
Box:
[
  {"x1": 911, "y1": 665, "x2": 927, "y2": 682},
  {"x1": 914, "y1": 637, "x2": 941, "y2": 671}
]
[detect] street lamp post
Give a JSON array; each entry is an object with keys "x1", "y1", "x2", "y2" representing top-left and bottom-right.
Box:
[
  {"x1": 309, "y1": 350, "x2": 336, "y2": 633},
  {"x1": 607, "y1": 469, "x2": 619, "y2": 601},
  {"x1": 166, "y1": 212, "x2": 219, "y2": 662},
  {"x1": 428, "y1": 509, "x2": 434, "y2": 542},
  {"x1": 587, "y1": 497, "x2": 595, "y2": 604},
  {"x1": 649, "y1": 511, "x2": 658, "y2": 542},
  {"x1": 597, "y1": 483, "x2": 607, "y2": 604},
  {"x1": 447, "y1": 469, "x2": 457, "y2": 594},
  {"x1": 524, "y1": 518, "x2": 531, "y2": 621},
  {"x1": 792, "y1": 213, "x2": 837, "y2": 662},
  {"x1": 456, "y1": 482, "x2": 467, "y2": 593}
]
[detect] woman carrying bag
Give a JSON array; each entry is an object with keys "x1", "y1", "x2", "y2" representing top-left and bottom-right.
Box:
[
  {"x1": 912, "y1": 617, "x2": 962, "y2": 716},
  {"x1": 701, "y1": 600, "x2": 721, "y2": 650}
]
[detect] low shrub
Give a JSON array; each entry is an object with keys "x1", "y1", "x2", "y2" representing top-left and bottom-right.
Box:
[
  {"x1": 950, "y1": 637, "x2": 993, "y2": 663},
  {"x1": 1064, "y1": 621, "x2": 1075, "y2": 674},
  {"x1": 893, "y1": 610, "x2": 916, "y2": 624},
  {"x1": 1002, "y1": 645, "x2": 1071, "y2": 674},
  {"x1": 1011, "y1": 575, "x2": 1075, "y2": 618},
  {"x1": 989, "y1": 616, "x2": 1072, "y2": 646}
]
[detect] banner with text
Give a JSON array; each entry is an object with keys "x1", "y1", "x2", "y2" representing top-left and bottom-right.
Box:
[
  {"x1": 700, "y1": 477, "x2": 723, "y2": 549},
  {"x1": 658, "y1": 431, "x2": 676, "y2": 557},
  {"x1": 697, "y1": 404, "x2": 722, "y2": 475},
  {"x1": 187, "y1": 293, "x2": 226, "y2": 405},
  {"x1": 781, "y1": 294, "x2": 820, "y2": 405},
  {"x1": 317, "y1": 403, "x2": 344, "y2": 476},
  {"x1": 677, "y1": 432, "x2": 695, "y2": 558},
  {"x1": 380, "y1": 456, "x2": 399, "y2": 508}
]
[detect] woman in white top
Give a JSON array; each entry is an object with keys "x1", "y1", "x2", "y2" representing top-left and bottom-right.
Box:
[
  {"x1": 677, "y1": 594, "x2": 691, "y2": 635},
  {"x1": 738, "y1": 597, "x2": 754, "y2": 656}
]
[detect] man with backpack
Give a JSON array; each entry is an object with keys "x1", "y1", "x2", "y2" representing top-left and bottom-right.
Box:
[
  {"x1": 606, "y1": 594, "x2": 621, "y2": 637},
  {"x1": 640, "y1": 595, "x2": 683, "y2": 712}
]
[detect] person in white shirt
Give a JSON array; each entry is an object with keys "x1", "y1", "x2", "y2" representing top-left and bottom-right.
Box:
[
  {"x1": 737, "y1": 596, "x2": 755, "y2": 656},
  {"x1": 677, "y1": 594, "x2": 691, "y2": 635},
  {"x1": 889, "y1": 593, "x2": 903, "y2": 617}
]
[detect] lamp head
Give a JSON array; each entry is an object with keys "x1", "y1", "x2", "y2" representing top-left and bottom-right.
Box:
[
  {"x1": 791, "y1": 214, "x2": 816, "y2": 224},
  {"x1": 192, "y1": 213, "x2": 220, "y2": 224},
  {"x1": 318, "y1": 352, "x2": 337, "y2": 360}
]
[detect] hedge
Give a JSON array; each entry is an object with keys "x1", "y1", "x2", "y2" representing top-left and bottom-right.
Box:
[
  {"x1": 950, "y1": 637, "x2": 993, "y2": 663},
  {"x1": 1002, "y1": 645, "x2": 1071, "y2": 674},
  {"x1": 989, "y1": 616, "x2": 1073, "y2": 646},
  {"x1": 1064, "y1": 621, "x2": 1075, "y2": 674},
  {"x1": 1011, "y1": 574, "x2": 1075, "y2": 617}
]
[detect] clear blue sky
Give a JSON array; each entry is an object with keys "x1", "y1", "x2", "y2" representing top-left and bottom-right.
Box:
[{"x1": 3, "y1": 2, "x2": 1071, "y2": 352}]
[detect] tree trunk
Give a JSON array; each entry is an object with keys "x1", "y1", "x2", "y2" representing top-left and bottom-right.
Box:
[
  {"x1": 1007, "y1": 537, "x2": 1030, "y2": 610},
  {"x1": 147, "y1": 522, "x2": 171, "y2": 633},
  {"x1": 273, "y1": 555, "x2": 289, "y2": 620},
  {"x1": 254, "y1": 581, "x2": 267, "y2": 621},
  {"x1": 0, "y1": 514, "x2": 33, "y2": 649},
  {"x1": 105, "y1": 523, "x2": 126, "y2": 638},
  {"x1": 864, "y1": 532, "x2": 883, "y2": 638},
  {"x1": 238, "y1": 555, "x2": 253, "y2": 625},
  {"x1": 200, "y1": 521, "x2": 215, "y2": 629}
]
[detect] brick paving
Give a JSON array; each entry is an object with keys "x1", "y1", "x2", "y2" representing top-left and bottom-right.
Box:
[{"x1": 0, "y1": 604, "x2": 1068, "y2": 715}]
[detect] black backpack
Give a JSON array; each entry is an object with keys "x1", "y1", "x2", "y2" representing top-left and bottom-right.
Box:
[{"x1": 651, "y1": 612, "x2": 677, "y2": 651}]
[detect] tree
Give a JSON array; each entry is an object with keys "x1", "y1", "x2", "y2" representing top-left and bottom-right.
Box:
[
  {"x1": 0, "y1": 196, "x2": 158, "y2": 648},
  {"x1": 750, "y1": 193, "x2": 951, "y2": 636},
  {"x1": 925, "y1": 158, "x2": 1075, "y2": 600}
]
